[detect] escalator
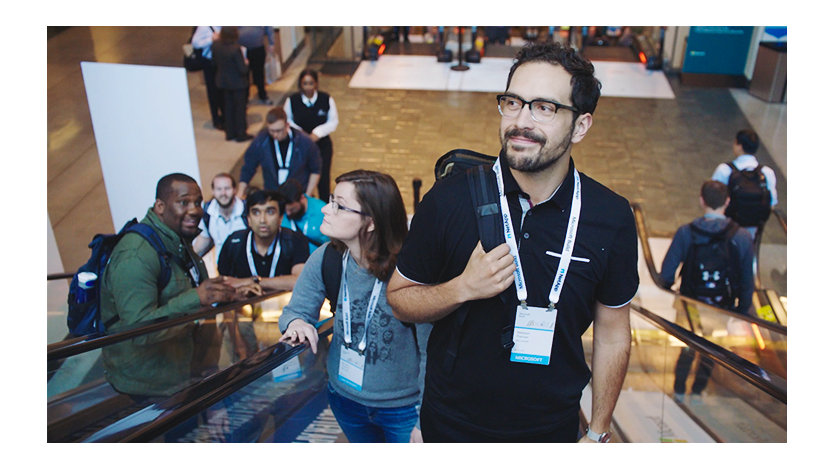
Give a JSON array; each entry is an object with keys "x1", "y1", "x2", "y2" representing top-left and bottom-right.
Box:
[
  {"x1": 47, "y1": 289, "x2": 337, "y2": 443},
  {"x1": 47, "y1": 204, "x2": 785, "y2": 443},
  {"x1": 580, "y1": 204, "x2": 787, "y2": 442}
]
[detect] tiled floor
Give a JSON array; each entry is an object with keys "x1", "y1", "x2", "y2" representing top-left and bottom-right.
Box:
[{"x1": 47, "y1": 26, "x2": 787, "y2": 292}]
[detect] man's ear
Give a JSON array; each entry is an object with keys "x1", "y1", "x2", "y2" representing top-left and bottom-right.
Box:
[
  {"x1": 571, "y1": 113, "x2": 593, "y2": 144},
  {"x1": 153, "y1": 198, "x2": 165, "y2": 216}
]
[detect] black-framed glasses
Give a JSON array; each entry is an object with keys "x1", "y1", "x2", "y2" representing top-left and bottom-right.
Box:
[
  {"x1": 329, "y1": 194, "x2": 368, "y2": 216},
  {"x1": 496, "y1": 93, "x2": 579, "y2": 123}
]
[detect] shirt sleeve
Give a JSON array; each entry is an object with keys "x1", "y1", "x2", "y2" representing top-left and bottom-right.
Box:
[
  {"x1": 660, "y1": 226, "x2": 689, "y2": 289},
  {"x1": 278, "y1": 245, "x2": 328, "y2": 333},
  {"x1": 284, "y1": 98, "x2": 302, "y2": 131},
  {"x1": 763, "y1": 166, "x2": 779, "y2": 206},
  {"x1": 216, "y1": 236, "x2": 234, "y2": 276},
  {"x1": 396, "y1": 185, "x2": 445, "y2": 284},
  {"x1": 595, "y1": 201, "x2": 639, "y2": 307},
  {"x1": 312, "y1": 97, "x2": 339, "y2": 138},
  {"x1": 711, "y1": 163, "x2": 731, "y2": 184}
]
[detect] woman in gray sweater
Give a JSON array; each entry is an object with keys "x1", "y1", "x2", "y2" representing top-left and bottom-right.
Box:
[{"x1": 279, "y1": 169, "x2": 422, "y2": 442}]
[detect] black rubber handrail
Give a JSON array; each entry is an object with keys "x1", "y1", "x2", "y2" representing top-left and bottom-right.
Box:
[
  {"x1": 631, "y1": 203, "x2": 786, "y2": 336},
  {"x1": 81, "y1": 317, "x2": 334, "y2": 443},
  {"x1": 631, "y1": 303, "x2": 787, "y2": 404},
  {"x1": 47, "y1": 289, "x2": 290, "y2": 362},
  {"x1": 772, "y1": 208, "x2": 787, "y2": 234}
]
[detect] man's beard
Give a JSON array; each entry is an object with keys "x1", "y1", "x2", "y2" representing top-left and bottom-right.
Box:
[
  {"x1": 216, "y1": 195, "x2": 234, "y2": 209},
  {"x1": 287, "y1": 206, "x2": 306, "y2": 221},
  {"x1": 501, "y1": 124, "x2": 574, "y2": 173}
]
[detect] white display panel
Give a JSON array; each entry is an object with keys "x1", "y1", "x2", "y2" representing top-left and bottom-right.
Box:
[{"x1": 81, "y1": 61, "x2": 200, "y2": 230}]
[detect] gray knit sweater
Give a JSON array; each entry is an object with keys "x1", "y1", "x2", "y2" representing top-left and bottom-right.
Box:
[{"x1": 278, "y1": 243, "x2": 424, "y2": 408}]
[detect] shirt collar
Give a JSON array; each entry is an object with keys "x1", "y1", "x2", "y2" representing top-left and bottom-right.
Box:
[
  {"x1": 302, "y1": 91, "x2": 318, "y2": 107},
  {"x1": 498, "y1": 151, "x2": 576, "y2": 210},
  {"x1": 249, "y1": 230, "x2": 279, "y2": 257}
]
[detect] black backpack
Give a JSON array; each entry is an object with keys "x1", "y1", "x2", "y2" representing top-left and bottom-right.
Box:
[
  {"x1": 66, "y1": 219, "x2": 172, "y2": 337},
  {"x1": 725, "y1": 162, "x2": 771, "y2": 228},
  {"x1": 680, "y1": 222, "x2": 740, "y2": 309}
]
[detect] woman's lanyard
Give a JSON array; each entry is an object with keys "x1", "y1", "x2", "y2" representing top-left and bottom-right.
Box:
[
  {"x1": 340, "y1": 250, "x2": 384, "y2": 352},
  {"x1": 245, "y1": 231, "x2": 281, "y2": 278},
  {"x1": 492, "y1": 159, "x2": 582, "y2": 310}
]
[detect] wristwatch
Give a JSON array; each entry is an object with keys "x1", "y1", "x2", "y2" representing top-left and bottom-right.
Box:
[
  {"x1": 585, "y1": 427, "x2": 611, "y2": 443},
  {"x1": 252, "y1": 276, "x2": 261, "y2": 284}
]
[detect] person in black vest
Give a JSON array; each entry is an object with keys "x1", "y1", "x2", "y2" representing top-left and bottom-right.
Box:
[{"x1": 284, "y1": 69, "x2": 339, "y2": 201}]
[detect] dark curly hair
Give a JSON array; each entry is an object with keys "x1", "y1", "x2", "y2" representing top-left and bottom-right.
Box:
[{"x1": 506, "y1": 42, "x2": 602, "y2": 116}]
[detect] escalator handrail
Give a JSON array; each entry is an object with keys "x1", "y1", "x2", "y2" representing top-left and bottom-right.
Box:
[
  {"x1": 81, "y1": 317, "x2": 334, "y2": 443},
  {"x1": 47, "y1": 272, "x2": 74, "y2": 281},
  {"x1": 631, "y1": 203, "x2": 786, "y2": 336},
  {"x1": 772, "y1": 208, "x2": 787, "y2": 234},
  {"x1": 631, "y1": 303, "x2": 787, "y2": 404},
  {"x1": 47, "y1": 289, "x2": 290, "y2": 362}
]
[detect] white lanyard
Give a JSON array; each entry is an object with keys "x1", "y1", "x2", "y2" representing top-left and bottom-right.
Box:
[
  {"x1": 274, "y1": 136, "x2": 294, "y2": 169},
  {"x1": 340, "y1": 250, "x2": 384, "y2": 352},
  {"x1": 289, "y1": 218, "x2": 309, "y2": 236},
  {"x1": 245, "y1": 231, "x2": 281, "y2": 278},
  {"x1": 492, "y1": 159, "x2": 582, "y2": 309}
]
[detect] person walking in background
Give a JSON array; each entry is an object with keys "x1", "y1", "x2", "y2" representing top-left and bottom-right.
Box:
[
  {"x1": 284, "y1": 69, "x2": 339, "y2": 201},
  {"x1": 212, "y1": 27, "x2": 252, "y2": 142},
  {"x1": 279, "y1": 170, "x2": 424, "y2": 443},
  {"x1": 191, "y1": 26, "x2": 224, "y2": 130},
  {"x1": 238, "y1": 26, "x2": 275, "y2": 105}
]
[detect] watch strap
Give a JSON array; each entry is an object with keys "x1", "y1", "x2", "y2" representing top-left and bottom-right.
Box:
[{"x1": 585, "y1": 427, "x2": 611, "y2": 443}]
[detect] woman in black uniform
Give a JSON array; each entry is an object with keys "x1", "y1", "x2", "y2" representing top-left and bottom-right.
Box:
[{"x1": 283, "y1": 69, "x2": 339, "y2": 200}]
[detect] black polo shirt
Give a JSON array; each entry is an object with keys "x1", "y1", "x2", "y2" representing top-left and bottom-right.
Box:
[
  {"x1": 396, "y1": 155, "x2": 638, "y2": 438},
  {"x1": 217, "y1": 228, "x2": 310, "y2": 279}
]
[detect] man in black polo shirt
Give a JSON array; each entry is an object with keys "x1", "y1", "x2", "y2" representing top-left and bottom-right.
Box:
[
  {"x1": 388, "y1": 42, "x2": 638, "y2": 443},
  {"x1": 217, "y1": 189, "x2": 310, "y2": 292}
]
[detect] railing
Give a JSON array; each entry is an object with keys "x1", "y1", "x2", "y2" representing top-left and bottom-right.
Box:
[
  {"x1": 631, "y1": 202, "x2": 786, "y2": 332},
  {"x1": 48, "y1": 289, "x2": 291, "y2": 362},
  {"x1": 82, "y1": 318, "x2": 333, "y2": 442}
]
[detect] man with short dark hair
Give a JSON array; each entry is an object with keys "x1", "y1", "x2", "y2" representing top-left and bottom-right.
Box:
[
  {"x1": 237, "y1": 107, "x2": 322, "y2": 199},
  {"x1": 711, "y1": 129, "x2": 778, "y2": 235},
  {"x1": 388, "y1": 42, "x2": 638, "y2": 443},
  {"x1": 193, "y1": 172, "x2": 247, "y2": 264},
  {"x1": 277, "y1": 178, "x2": 329, "y2": 254},
  {"x1": 217, "y1": 189, "x2": 309, "y2": 292},
  {"x1": 660, "y1": 180, "x2": 755, "y2": 314},
  {"x1": 100, "y1": 173, "x2": 251, "y2": 396},
  {"x1": 660, "y1": 180, "x2": 754, "y2": 403}
]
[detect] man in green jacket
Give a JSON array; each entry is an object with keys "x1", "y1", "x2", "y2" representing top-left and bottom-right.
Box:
[{"x1": 100, "y1": 173, "x2": 256, "y2": 397}]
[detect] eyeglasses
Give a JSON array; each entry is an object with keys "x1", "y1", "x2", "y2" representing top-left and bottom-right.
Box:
[
  {"x1": 329, "y1": 194, "x2": 368, "y2": 216},
  {"x1": 496, "y1": 93, "x2": 579, "y2": 123}
]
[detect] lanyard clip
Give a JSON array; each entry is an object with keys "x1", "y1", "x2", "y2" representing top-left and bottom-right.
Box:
[
  {"x1": 520, "y1": 300, "x2": 528, "y2": 310},
  {"x1": 547, "y1": 302, "x2": 556, "y2": 312}
]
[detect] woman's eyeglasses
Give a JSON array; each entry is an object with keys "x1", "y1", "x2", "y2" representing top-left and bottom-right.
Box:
[{"x1": 329, "y1": 194, "x2": 368, "y2": 216}]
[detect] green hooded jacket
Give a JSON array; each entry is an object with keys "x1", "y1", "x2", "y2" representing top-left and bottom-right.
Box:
[{"x1": 99, "y1": 208, "x2": 209, "y2": 396}]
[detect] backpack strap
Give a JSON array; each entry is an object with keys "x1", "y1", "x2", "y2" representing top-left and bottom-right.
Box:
[
  {"x1": 321, "y1": 243, "x2": 343, "y2": 314},
  {"x1": 442, "y1": 164, "x2": 506, "y2": 374},
  {"x1": 123, "y1": 222, "x2": 173, "y2": 290}
]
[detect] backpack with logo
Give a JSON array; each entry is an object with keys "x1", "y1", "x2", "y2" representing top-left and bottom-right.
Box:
[
  {"x1": 66, "y1": 219, "x2": 172, "y2": 337},
  {"x1": 680, "y1": 222, "x2": 740, "y2": 309},
  {"x1": 725, "y1": 162, "x2": 771, "y2": 228}
]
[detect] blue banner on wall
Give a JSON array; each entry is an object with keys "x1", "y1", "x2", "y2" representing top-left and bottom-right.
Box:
[{"x1": 683, "y1": 26, "x2": 754, "y2": 75}]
